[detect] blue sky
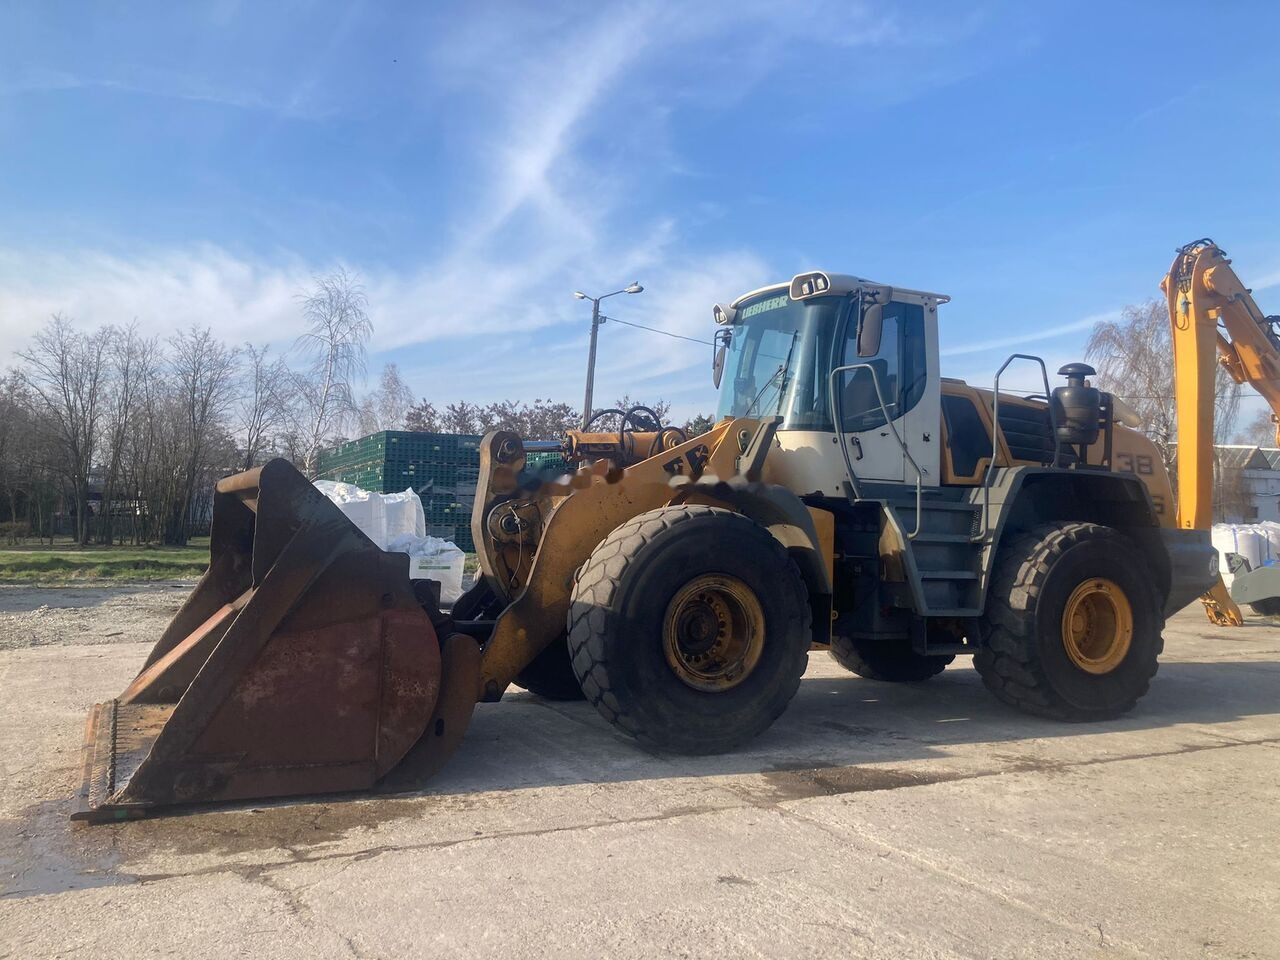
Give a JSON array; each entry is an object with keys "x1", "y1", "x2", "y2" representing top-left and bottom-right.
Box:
[{"x1": 2, "y1": 0, "x2": 1279, "y2": 420}]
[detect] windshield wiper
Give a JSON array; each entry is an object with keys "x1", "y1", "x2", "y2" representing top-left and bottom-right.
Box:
[{"x1": 746, "y1": 332, "x2": 798, "y2": 417}]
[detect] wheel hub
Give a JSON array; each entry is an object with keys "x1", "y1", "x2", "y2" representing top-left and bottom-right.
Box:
[
  {"x1": 1061, "y1": 577, "x2": 1133, "y2": 675},
  {"x1": 675, "y1": 600, "x2": 721, "y2": 654},
  {"x1": 662, "y1": 574, "x2": 765, "y2": 692}
]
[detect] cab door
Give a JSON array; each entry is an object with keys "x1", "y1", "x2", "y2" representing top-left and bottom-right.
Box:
[{"x1": 831, "y1": 298, "x2": 938, "y2": 486}]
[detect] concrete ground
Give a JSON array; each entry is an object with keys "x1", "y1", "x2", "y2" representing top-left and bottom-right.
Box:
[{"x1": 0, "y1": 586, "x2": 1277, "y2": 960}]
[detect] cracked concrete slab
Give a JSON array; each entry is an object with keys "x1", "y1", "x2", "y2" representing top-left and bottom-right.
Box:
[{"x1": 1, "y1": 590, "x2": 1278, "y2": 958}]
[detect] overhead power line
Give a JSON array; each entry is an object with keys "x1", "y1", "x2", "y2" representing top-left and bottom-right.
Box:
[{"x1": 604, "y1": 315, "x2": 714, "y2": 346}]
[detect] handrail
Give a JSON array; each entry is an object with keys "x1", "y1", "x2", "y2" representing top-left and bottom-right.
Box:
[
  {"x1": 978, "y1": 353, "x2": 1061, "y2": 540},
  {"x1": 828, "y1": 362, "x2": 926, "y2": 539}
]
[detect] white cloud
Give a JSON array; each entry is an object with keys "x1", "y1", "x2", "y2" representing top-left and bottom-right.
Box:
[
  {"x1": 458, "y1": 7, "x2": 656, "y2": 253},
  {"x1": 1252, "y1": 266, "x2": 1280, "y2": 292},
  {"x1": 0, "y1": 238, "x2": 767, "y2": 424},
  {"x1": 0, "y1": 2, "x2": 739, "y2": 367},
  {"x1": 940, "y1": 311, "x2": 1119, "y2": 358},
  {"x1": 0, "y1": 246, "x2": 313, "y2": 355},
  {"x1": 381, "y1": 246, "x2": 771, "y2": 421},
  {"x1": 0, "y1": 0, "x2": 996, "y2": 428},
  {"x1": 0, "y1": 65, "x2": 331, "y2": 119}
]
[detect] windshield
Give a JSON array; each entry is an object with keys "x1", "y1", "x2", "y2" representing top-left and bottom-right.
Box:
[{"x1": 714, "y1": 291, "x2": 844, "y2": 430}]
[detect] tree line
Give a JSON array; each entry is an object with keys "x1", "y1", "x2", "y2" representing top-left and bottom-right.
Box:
[
  {"x1": 1085, "y1": 298, "x2": 1245, "y2": 471},
  {"x1": 0, "y1": 270, "x2": 713, "y2": 546},
  {"x1": 404, "y1": 394, "x2": 714, "y2": 439},
  {"x1": 6, "y1": 282, "x2": 1256, "y2": 544},
  {"x1": 1086, "y1": 298, "x2": 1270, "y2": 522}
]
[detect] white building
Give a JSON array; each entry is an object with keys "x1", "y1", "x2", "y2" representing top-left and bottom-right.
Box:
[{"x1": 1212, "y1": 445, "x2": 1280, "y2": 523}]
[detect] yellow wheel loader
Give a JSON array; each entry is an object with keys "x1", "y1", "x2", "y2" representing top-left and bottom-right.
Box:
[{"x1": 74, "y1": 254, "x2": 1235, "y2": 822}]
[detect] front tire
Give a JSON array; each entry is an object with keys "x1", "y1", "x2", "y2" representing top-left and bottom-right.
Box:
[
  {"x1": 975, "y1": 522, "x2": 1163, "y2": 721},
  {"x1": 567, "y1": 505, "x2": 811, "y2": 754}
]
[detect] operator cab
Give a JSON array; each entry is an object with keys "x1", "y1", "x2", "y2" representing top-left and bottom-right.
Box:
[{"x1": 713, "y1": 271, "x2": 946, "y2": 496}]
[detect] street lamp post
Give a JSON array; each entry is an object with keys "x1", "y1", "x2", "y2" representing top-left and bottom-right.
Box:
[{"x1": 573, "y1": 282, "x2": 643, "y2": 428}]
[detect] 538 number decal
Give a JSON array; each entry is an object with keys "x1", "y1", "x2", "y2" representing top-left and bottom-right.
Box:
[{"x1": 1115, "y1": 453, "x2": 1154, "y2": 475}]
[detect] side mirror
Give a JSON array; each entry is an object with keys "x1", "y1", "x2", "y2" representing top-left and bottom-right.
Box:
[
  {"x1": 712, "y1": 328, "x2": 731, "y2": 389},
  {"x1": 857, "y1": 303, "x2": 884, "y2": 357}
]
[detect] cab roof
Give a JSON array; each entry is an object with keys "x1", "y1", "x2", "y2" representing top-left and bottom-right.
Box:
[{"x1": 729, "y1": 271, "x2": 950, "y2": 310}]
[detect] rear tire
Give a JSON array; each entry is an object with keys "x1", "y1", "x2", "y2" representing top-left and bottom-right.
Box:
[
  {"x1": 975, "y1": 522, "x2": 1163, "y2": 721},
  {"x1": 567, "y1": 505, "x2": 810, "y2": 754},
  {"x1": 828, "y1": 633, "x2": 953, "y2": 681},
  {"x1": 1249, "y1": 597, "x2": 1280, "y2": 617}
]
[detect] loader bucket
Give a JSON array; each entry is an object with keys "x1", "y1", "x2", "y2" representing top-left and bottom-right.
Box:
[{"x1": 71, "y1": 459, "x2": 463, "y2": 823}]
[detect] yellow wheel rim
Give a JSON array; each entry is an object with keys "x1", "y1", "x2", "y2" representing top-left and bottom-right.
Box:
[
  {"x1": 662, "y1": 574, "x2": 765, "y2": 692},
  {"x1": 1061, "y1": 577, "x2": 1133, "y2": 675}
]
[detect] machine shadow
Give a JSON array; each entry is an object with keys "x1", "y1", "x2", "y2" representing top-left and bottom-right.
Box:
[{"x1": 382, "y1": 657, "x2": 1280, "y2": 798}]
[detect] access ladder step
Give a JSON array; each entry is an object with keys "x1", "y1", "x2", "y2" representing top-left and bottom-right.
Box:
[
  {"x1": 918, "y1": 569, "x2": 979, "y2": 580},
  {"x1": 918, "y1": 641, "x2": 972, "y2": 656},
  {"x1": 910, "y1": 532, "x2": 974, "y2": 544},
  {"x1": 918, "y1": 607, "x2": 982, "y2": 618}
]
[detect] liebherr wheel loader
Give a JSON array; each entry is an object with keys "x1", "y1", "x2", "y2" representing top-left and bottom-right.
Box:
[{"x1": 72, "y1": 254, "x2": 1225, "y2": 822}]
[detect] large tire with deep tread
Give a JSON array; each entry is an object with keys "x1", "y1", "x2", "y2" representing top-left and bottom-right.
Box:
[
  {"x1": 975, "y1": 522, "x2": 1163, "y2": 721},
  {"x1": 1249, "y1": 596, "x2": 1280, "y2": 617},
  {"x1": 829, "y1": 634, "x2": 954, "y2": 681},
  {"x1": 567, "y1": 505, "x2": 811, "y2": 754}
]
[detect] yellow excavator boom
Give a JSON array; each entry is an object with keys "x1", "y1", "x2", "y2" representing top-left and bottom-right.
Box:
[{"x1": 1163, "y1": 239, "x2": 1280, "y2": 626}]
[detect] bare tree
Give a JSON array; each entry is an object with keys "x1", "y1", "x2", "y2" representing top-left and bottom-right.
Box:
[
  {"x1": 0, "y1": 374, "x2": 25, "y2": 530},
  {"x1": 0, "y1": 377, "x2": 59, "y2": 543},
  {"x1": 404, "y1": 398, "x2": 440, "y2": 433},
  {"x1": 1236, "y1": 409, "x2": 1277, "y2": 447},
  {"x1": 400, "y1": 396, "x2": 662, "y2": 439},
  {"x1": 16, "y1": 314, "x2": 110, "y2": 544},
  {"x1": 169, "y1": 326, "x2": 239, "y2": 543},
  {"x1": 438, "y1": 401, "x2": 486, "y2": 435},
  {"x1": 1214, "y1": 453, "x2": 1256, "y2": 523},
  {"x1": 294, "y1": 269, "x2": 372, "y2": 474},
  {"x1": 96, "y1": 323, "x2": 153, "y2": 544},
  {"x1": 431, "y1": 399, "x2": 578, "y2": 437},
  {"x1": 118, "y1": 342, "x2": 168, "y2": 543},
  {"x1": 6, "y1": 318, "x2": 294, "y2": 544},
  {"x1": 480, "y1": 398, "x2": 578, "y2": 438},
  {"x1": 357, "y1": 362, "x2": 414, "y2": 434},
  {"x1": 236, "y1": 343, "x2": 290, "y2": 470},
  {"x1": 272, "y1": 422, "x2": 310, "y2": 470},
  {"x1": 587, "y1": 395, "x2": 673, "y2": 432},
  {"x1": 1086, "y1": 298, "x2": 1242, "y2": 473}
]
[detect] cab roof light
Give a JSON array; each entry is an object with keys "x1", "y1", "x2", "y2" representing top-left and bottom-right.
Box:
[{"x1": 789, "y1": 272, "x2": 831, "y2": 300}]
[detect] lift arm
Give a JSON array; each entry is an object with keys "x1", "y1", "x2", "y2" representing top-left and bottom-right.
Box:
[{"x1": 1163, "y1": 238, "x2": 1280, "y2": 626}]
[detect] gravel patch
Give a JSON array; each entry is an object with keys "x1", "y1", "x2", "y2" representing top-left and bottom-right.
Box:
[{"x1": 0, "y1": 584, "x2": 194, "y2": 650}]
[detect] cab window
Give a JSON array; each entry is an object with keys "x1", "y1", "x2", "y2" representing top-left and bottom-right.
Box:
[
  {"x1": 941, "y1": 393, "x2": 990, "y2": 477},
  {"x1": 838, "y1": 301, "x2": 926, "y2": 432}
]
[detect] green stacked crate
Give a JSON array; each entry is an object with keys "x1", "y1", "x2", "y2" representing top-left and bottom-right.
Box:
[
  {"x1": 524, "y1": 450, "x2": 571, "y2": 480},
  {"x1": 315, "y1": 431, "x2": 483, "y2": 551}
]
